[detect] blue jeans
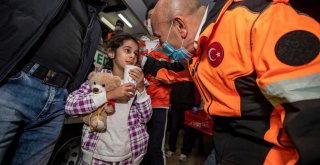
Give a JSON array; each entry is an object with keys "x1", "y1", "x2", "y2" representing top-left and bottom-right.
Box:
[{"x1": 0, "y1": 67, "x2": 68, "y2": 165}]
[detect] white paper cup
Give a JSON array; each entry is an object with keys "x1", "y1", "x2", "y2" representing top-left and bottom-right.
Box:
[{"x1": 124, "y1": 65, "x2": 139, "y2": 84}]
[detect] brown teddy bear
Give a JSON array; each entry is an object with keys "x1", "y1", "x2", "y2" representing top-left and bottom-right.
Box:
[{"x1": 82, "y1": 71, "x2": 121, "y2": 132}]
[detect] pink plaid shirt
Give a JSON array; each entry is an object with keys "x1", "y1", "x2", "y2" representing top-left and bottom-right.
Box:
[{"x1": 65, "y1": 69, "x2": 152, "y2": 165}]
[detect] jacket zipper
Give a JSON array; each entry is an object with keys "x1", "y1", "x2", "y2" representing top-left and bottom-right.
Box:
[{"x1": 192, "y1": 58, "x2": 213, "y2": 114}]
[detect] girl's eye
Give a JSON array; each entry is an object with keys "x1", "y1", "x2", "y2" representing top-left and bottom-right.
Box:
[
  {"x1": 102, "y1": 84, "x2": 105, "y2": 87},
  {"x1": 125, "y1": 49, "x2": 131, "y2": 54}
]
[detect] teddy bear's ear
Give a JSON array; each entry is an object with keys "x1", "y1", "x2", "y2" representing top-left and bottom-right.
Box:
[{"x1": 88, "y1": 71, "x2": 96, "y2": 80}]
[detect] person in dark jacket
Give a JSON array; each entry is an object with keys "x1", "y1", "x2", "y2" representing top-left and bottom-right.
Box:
[
  {"x1": 166, "y1": 81, "x2": 202, "y2": 162},
  {"x1": 0, "y1": 0, "x2": 107, "y2": 164}
]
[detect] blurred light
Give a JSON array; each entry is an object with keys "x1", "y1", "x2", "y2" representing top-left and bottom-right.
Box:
[
  {"x1": 117, "y1": 13, "x2": 132, "y2": 28},
  {"x1": 101, "y1": 17, "x2": 115, "y2": 30}
]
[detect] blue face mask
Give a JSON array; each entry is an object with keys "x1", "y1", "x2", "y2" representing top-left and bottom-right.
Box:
[
  {"x1": 157, "y1": 22, "x2": 192, "y2": 61},
  {"x1": 159, "y1": 42, "x2": 192, "y2": 61}
]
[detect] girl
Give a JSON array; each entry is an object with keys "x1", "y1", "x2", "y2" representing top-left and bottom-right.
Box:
[{"x1": 65, "y1": 34, "x2": 152, "y2": 165}]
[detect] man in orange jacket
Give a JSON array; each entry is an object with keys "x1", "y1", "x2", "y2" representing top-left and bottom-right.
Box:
[{"x1": 142, "y1": 0, "x2": 320, "y2": 164}]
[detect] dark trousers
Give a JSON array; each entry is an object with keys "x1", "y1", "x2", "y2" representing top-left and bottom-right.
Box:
[
  {"x1": 168, "y1": 104, "x2": 202, "y2": 155},
  {"x1": 141, "y1": 108, "x2": 168, "y2": 165}
]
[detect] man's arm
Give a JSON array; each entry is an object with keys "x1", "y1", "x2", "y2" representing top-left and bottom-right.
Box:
[
  {"x1": 142, "y1": 55, "x2": 193, "y2": 83},
  {"x1": 252, "y1": 3, "x2": 320, "y2": 164}
]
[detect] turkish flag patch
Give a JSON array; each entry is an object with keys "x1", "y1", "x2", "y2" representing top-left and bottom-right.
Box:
[{"x1": 208, "y1": 42, "x2": 224, "y2": 67}]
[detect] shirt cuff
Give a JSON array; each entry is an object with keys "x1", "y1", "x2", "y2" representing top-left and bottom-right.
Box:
[
  {"x1": 141, "y1": 56, "x2": 148, "y2": 67},
  {"x1": 136, "y1": 88, "x2": 149, "y2": 103},
  {"x1": 92, "y1": 92, "x2": 107, "y2": 108}
]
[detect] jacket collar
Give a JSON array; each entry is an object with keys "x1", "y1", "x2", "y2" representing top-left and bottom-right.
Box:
[{"x1": 201, "y1": 0, "x2": 229, "y2": 33}]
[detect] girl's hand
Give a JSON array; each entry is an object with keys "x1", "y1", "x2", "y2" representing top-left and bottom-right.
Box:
[
  {"x1": 129, "y1": 67, "x2": 145, "y2": 92},
  {"x1": 106, "y1": 83, "x2": 135, "y2": 103}
]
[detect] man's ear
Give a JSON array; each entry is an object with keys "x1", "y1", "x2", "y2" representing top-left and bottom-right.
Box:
[
  {"x1": 173, "y1": 16, "x2": 188, "y2": 39},
  {"x1": 107, "y1": 48, "x2": 115, "y2": 59},
  {"x1": 144, "y1": 19, "x2": 147, "y2": 27}
]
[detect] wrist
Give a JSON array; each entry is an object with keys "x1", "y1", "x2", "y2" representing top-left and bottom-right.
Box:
[
  {"x1": 137, "y1": 86, "x2": 144, "y2": 93},
  {"x1": 106, "y1": 91, "x2": 114, "y2": 100},
  {"x1": 136, "y1": 82, "x2": 144, "y2": 92},
  {"x1": 136, "y1": 88, "x2": 148, "y2": 103}
]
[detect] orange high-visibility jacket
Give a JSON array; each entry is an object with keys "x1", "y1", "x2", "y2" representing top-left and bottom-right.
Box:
[{"x1": 144, "y1": 0, "x2": 320, "y2": 164}]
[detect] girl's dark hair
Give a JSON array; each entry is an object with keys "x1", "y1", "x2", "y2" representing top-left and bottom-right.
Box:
[{"x1": 105, "y1": 33, "x2": 139, "y2": 69}]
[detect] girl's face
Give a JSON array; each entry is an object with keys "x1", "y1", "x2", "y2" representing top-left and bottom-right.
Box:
[{"x1": 108, "y1": 39, "x2": 139, "y2": 71}]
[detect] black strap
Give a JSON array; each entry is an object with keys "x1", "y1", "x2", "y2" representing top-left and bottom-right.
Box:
[{"x1": 23, "y1": 62, "x2": 70, "y2": 88}]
